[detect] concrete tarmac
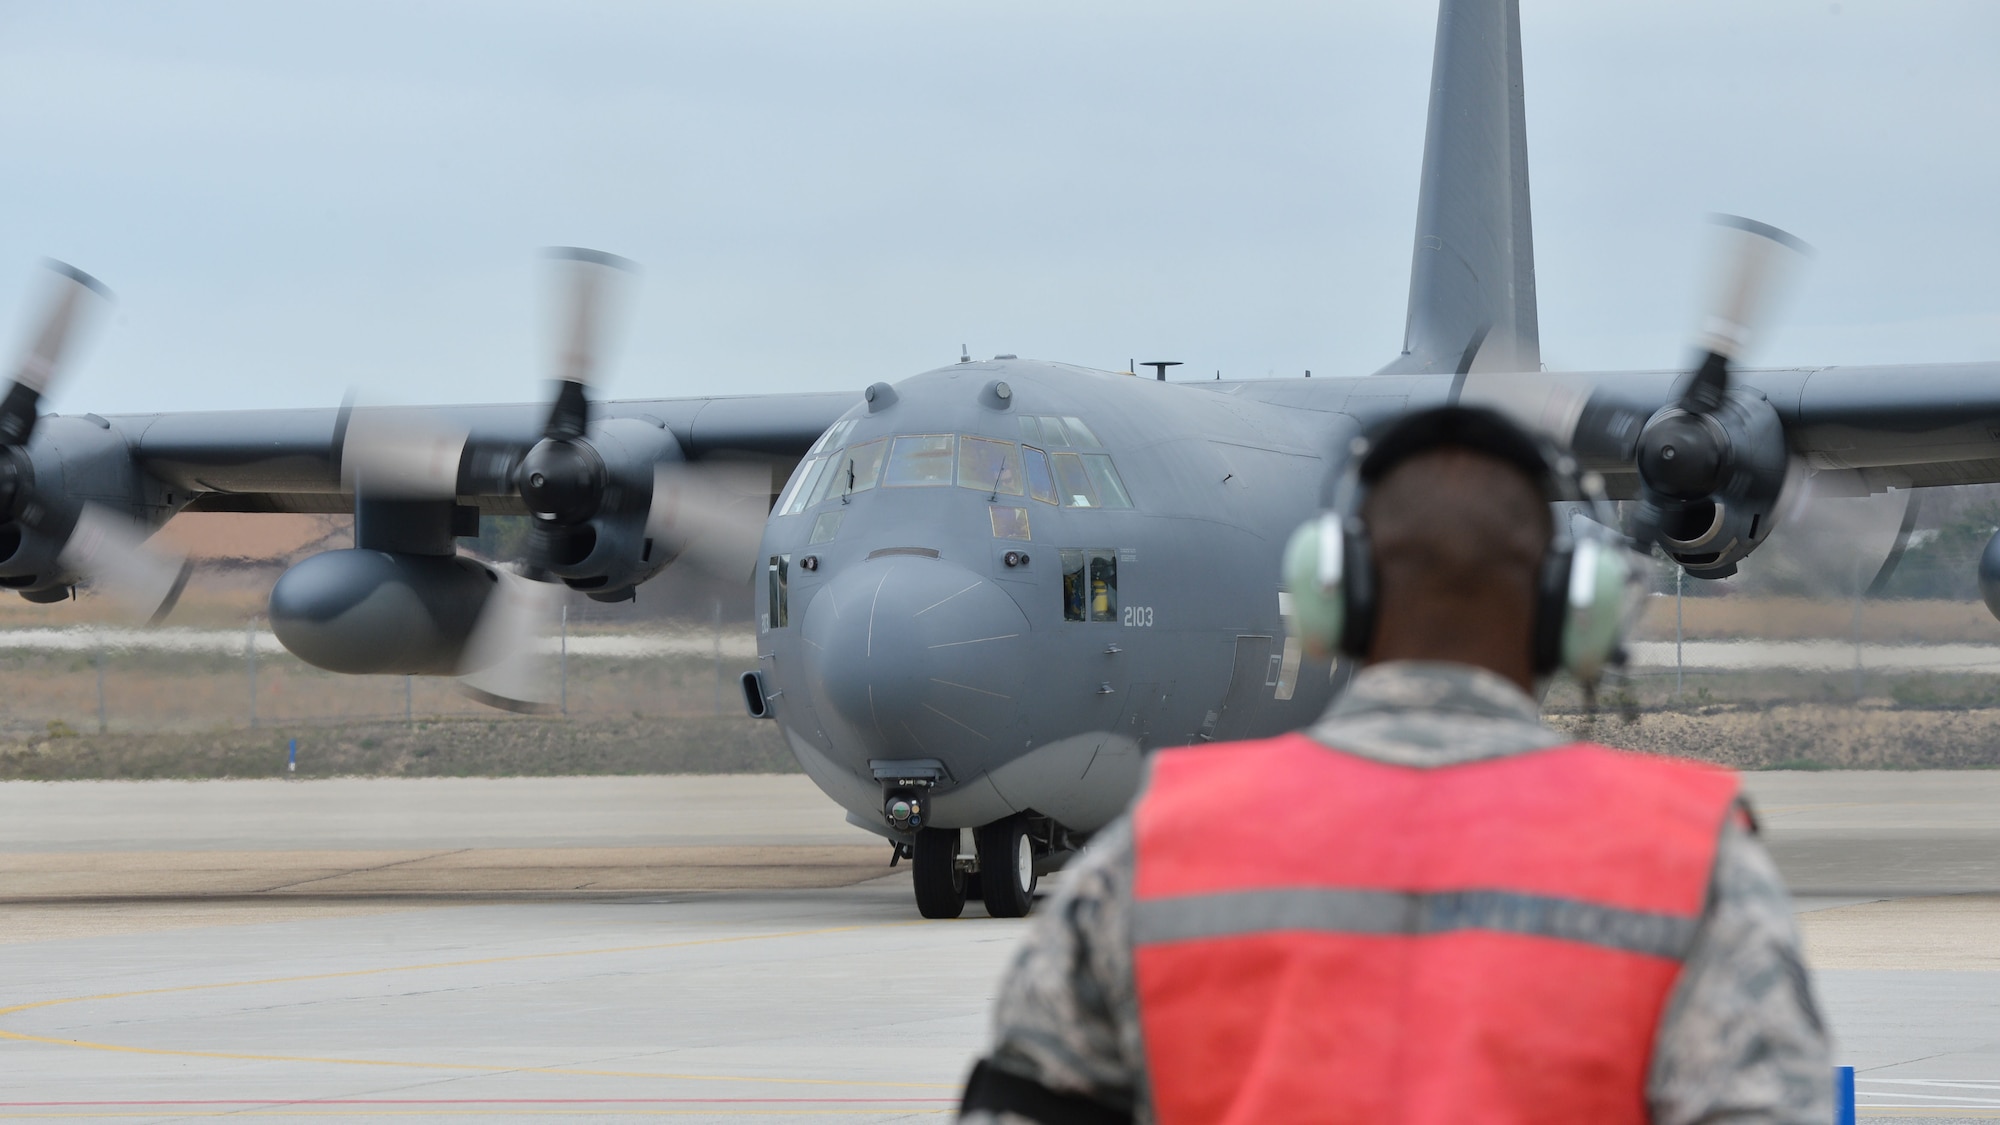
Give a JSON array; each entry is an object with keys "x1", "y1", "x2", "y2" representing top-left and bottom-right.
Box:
[{"x1": 2, "y1": 773, "x2": 1999, "y2": 1121}]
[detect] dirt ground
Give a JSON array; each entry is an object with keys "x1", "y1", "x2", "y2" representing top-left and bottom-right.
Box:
[
  {"x1": 1631, "y1": 593, "x2": 2000, "y2": 645},
  {"x1": 0, "y1": 715, "x2": 794, "y2": 780}
]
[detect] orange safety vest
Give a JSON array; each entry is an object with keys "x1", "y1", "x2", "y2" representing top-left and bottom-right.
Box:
[{"x1": 1132, "y1": 733, "x2": 1739, "y2": 1125}]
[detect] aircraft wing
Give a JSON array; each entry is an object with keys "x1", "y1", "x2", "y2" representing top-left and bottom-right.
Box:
[
  {"x1": 1535, "y1": 364, "x2": 2000, "y2": 498},
  {"x1": 119, "y1": 391, "x2": 858, "y2": 514}
]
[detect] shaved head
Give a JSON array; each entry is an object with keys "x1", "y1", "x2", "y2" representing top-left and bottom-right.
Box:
[{"x1": 1360, "y1": 446, "x2": 1552, "y2": 688}]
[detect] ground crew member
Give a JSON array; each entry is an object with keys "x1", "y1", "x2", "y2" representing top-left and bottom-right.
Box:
[{"x1": 959, "y1": 406, "x2": 1830, "y2": 1124}]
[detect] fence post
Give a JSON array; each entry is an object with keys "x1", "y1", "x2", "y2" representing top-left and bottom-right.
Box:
[
  {"x1": 246, "y1": 618, "x2": 258, "y2": 729},
  {"x1": 1674, "y1": 566, "x2": 1684, "y2": 697},
  {"x1": 94, "y1": 638, "x2": 107, "y2": 734},
  {"x1": 712, "y1": 597, "x2": 723, "y2": 716}
]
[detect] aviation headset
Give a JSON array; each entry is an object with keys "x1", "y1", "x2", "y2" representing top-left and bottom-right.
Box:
[{"x1": 1281, "y1": 405, "x2": 1639, "y2": 684}]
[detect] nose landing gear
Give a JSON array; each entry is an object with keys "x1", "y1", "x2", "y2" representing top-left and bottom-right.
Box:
[
  {"x1": 908, "y1": 814, "x2": 1062, "y2": 919},
  {"x1": 974, "y1": 815, "x2": 1038, "y2": 918},
  {"x1": 912, "y1": 826, "x2": 970, "y2": 919}
]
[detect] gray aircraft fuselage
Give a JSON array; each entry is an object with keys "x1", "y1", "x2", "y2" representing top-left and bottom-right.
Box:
[
  {"x1": 757, "y1": 358, "x2": 1385, "y2": 840},
  {"x1": 735, "y1": 353, "x2": 2000, "y2": 844}
]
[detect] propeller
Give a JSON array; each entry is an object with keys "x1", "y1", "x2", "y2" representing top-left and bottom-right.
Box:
[
  {"x1": 1742, "y1": 464, "x2": 1919, "y2": 599},
  {"x1": 338, "y1": 247, "x2": 772, "y2": 712},
  {"x1": 1622, "y1": 216, "x2": 1810, "y2": 547},
  {"x1": 643, "y1": 461, "x2": 772, "y2": 582},
  {"x1": 0, "y1": 262, "x2": 190, "y2": 622},
  {"x1": 455, "y1": 563, "x2": 567, "y2": 713},
  {"x1": 516, "y1": 247, "x2": 636, "y2": 543}
]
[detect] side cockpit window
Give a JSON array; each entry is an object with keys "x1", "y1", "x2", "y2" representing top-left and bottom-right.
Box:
[
  {"x1": 1022, "y1": 446, "x2": 1057, "y2": 505},
  {"x1": 1048, "y1": 451, "x2": 1131, "y2": 509},
  {"x1": 766, "y1": 554, "x2": 790, "y2": 629},
  {"x1": 778, "y1": 457, "x2": 828, "y2": 516},
  {"x1": 808, "y1": 437, "x2": 889, "y2": 506},
  {"x1": 1059, "y1": 547, "x2": 1117, "y2": 622}
]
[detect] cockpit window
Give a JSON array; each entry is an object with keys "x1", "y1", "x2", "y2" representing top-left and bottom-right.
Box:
[
  {"x1": 1022, "y1": 446, "x2": 1057, "y2": 505},
  {"x1": 784, "y1": 432, "x2": 1129, "y2": 512},
  {"x1": 808, "y1": 419, "x2": 856, "y2": 457},
  {"x1": 1080, "y1": 453, "x2": 1132, "y2": 508},
  {"x1": 777, "y1": 456, "x2": 828, "y2": 516},
  {"x1": 809, "y1": 437, "x2": 888, "y2": 506},
  {"x1": 1062, "y1": 417, "x2": 1102, "y2": 448},
  {"x1": 883, "y1": 434, "x2": 956, "y2": 487},
  {"x1": 844, "y1": 438, "x2": 888, "y2": 494},
  {"x1": 1051, "y1": 452, "x2": 1098, "y2": 508},
  {"x1": 958, "y1": 437, "x2": 1024, "y2": 497},
  {"x1": 1017, "y1": 415, "x2": 1103, "y2": 449}
]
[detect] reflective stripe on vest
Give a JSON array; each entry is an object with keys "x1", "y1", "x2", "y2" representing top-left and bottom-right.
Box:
[{"x1": 1132, "y1": 734, "x2": 1738, "y2": 1125}]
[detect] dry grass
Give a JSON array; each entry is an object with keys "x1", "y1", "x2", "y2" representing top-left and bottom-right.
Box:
[
  {"x1": 1631, "y1": 594, "x2": 2000, "y2": 644},
  {"x1": 0, "y1": 648, "x2": 755, "y2": 736},
  {"x1": 0, "y1": 715, "x2": 794, "y2": 780},
  {"x1": 1550, "y1": 705, "x2": 2000, "y2": 770}
]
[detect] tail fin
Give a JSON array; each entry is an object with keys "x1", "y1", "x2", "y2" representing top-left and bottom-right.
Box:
[{"x1": 1374, "y1": 0, "x2": 1540, "y2": 376}]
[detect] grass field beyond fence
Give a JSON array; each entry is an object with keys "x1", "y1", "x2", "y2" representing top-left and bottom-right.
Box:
[{"x1": 7, "y1": 595, "x2": 2000, "y2": 778}]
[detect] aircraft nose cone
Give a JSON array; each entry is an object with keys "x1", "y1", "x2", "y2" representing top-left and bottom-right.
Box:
[{"x1": 801, "y1": 555, "x2": 1030, "y2": 761}]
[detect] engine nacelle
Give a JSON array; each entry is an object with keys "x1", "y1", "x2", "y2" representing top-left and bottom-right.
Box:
[
  {"x1": 1635, "y1": 388, "x2": 1789, "y2": 579},
  {"x1": 540, "y1": 417, "x2": 685, "y2": 598},
  {"x1": 1980, "y1": 531, "x2": 2000, "y2": 624},
  {"x1": 0, "y1": 415, "x2": 179, "y2": 598},
  {"x1": 269, "y1": 549, "x2": 499, "y2": 675}
]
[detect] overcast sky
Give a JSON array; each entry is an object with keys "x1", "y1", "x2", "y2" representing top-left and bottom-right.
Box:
[{"x1": 0, "y1": 0, "x2": 1995, "y2": 416}]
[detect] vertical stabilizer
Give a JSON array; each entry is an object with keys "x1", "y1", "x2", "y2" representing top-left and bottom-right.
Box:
[{"x1": 1374, "y1": 0, "x2": 1540, "y2": 376}]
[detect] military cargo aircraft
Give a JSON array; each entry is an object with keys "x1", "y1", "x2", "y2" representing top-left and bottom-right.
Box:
[{"x1": 4, "y1": 0, "x2": 1998, "y2": 918}]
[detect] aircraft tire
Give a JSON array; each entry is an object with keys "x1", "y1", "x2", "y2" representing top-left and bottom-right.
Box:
[
  {"x1": 912, "y1": 827, "x2": 967, "y2": 919},
  {"x1": 976, "y1": 816, "x2": 1038, "y2": 918}
]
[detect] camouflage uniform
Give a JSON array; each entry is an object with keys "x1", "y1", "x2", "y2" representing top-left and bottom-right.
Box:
[{"x1": 962, "y1": 660, "x2": 1830, "y2": 1125}]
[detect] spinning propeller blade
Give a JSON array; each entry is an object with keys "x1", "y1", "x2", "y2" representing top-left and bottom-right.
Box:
[
  {"x1": 456, "y1": 564, "x2": 567, "y2": 713},
  {"x1": 542, "y1": 247, "x2": 636, "y2": 443},
  {"x1": 645, "y1": 462, "x2": 770, "y2": 582},
  {"x1": 0, "y1": 263, "x2": 188, "y2": 622}
]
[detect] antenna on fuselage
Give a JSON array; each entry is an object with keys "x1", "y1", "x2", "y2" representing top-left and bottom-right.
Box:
[
  {"x1": 958, "y1": 345, "x2": 970, "y2": 364},
  {"x1": 1142, "y1": 361, "x2": 1181, "y2": 382}
]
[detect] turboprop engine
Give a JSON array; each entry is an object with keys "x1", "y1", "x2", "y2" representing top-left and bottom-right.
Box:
[
  {"x1": 1630, "y1": 385, "x2": 1790, "y2": 578},
  {"x1": 269, "y1": 249, "x2": 769, "y2": 708},
  {"x1": 0, "y1": 266, "x2": 190, "y2": 621}
]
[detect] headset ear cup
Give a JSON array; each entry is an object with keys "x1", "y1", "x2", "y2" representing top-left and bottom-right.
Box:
[
  {"x1": 1338, "y1": 518, "x2": 1375, "y2": 659},
  {"x1": 1532, "y1": 542, "x2": 1572, "y2": 676},
  {"x1": 1281, "y1": 517, "x2": 1344, "y2": 658},
  {"x1": 1559, "y1": 537, "x2": 1635, "y2": 682}
]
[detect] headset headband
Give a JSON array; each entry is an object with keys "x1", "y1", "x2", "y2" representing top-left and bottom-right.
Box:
[{"x1": 1357, "y1": 405, "x2": 1563, "y2": 502}]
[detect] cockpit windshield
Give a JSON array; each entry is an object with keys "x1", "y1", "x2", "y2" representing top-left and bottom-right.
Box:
[
  {"x1": 777, "y1": 426, "x2": 1132, "y2": 515},
  {"x1": 884, "y1": 434, "x2": 956, "y2": 486},
  {"x1": 957, "y1": 437, "x2": 1023, "y2": 497}
]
